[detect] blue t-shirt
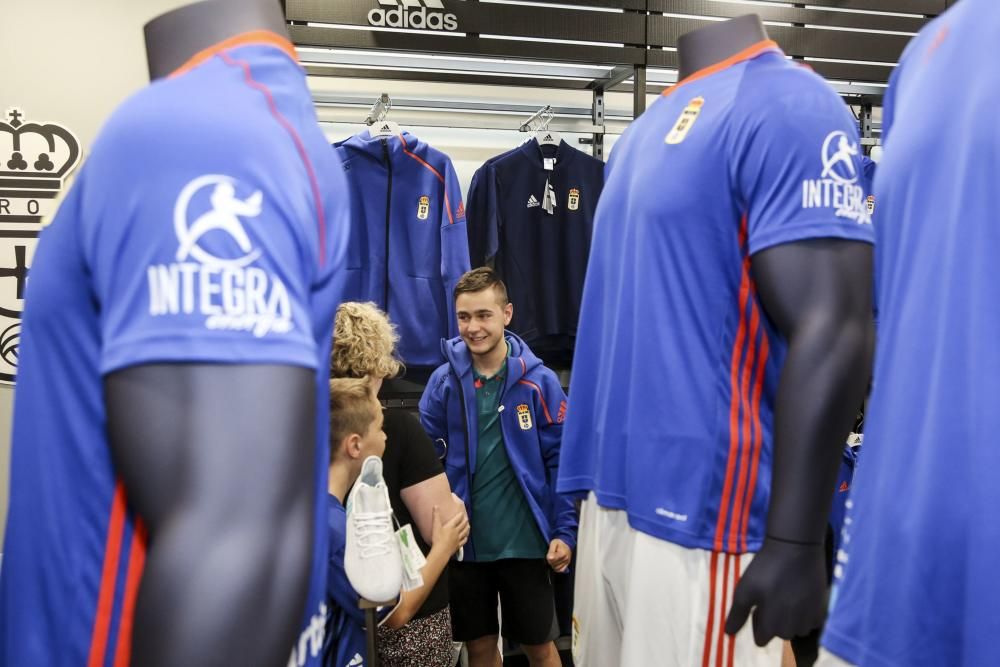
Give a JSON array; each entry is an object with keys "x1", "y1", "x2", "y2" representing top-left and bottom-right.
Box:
[
  {"x1": 323, "y1": 496, "x2": 368, "y2": 667},
  {"x1": 0, "y1": 35, "x2": 349, "y2": 667},
  {"x1": 823, "y1": 3, "x2": 1000, "y2": 665},
  {"x1": 556, "y1": 42, "x2": 874, "y2": 554}
]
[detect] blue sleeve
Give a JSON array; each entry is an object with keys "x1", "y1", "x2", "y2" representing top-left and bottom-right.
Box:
[
  {"x1": 82, "y1": 122, "x2": 321, "y2": 375},
  {"x1": 535, "y1": 370, "x2": 577, "y2": 551},
  {"x1": 483, "y1": 165, "x2": 501, "y2": 262},
  {"x1": 466, "y1": 165, "x2": 489, "y2": 267},
  {"x1": 328, "y1": 519, "x2": 365, "y2": 626},
  {"x1": 418, "y1": 370, "x2": 450, "y2": 446},
  {"x1": 440, "y1": 159, "x2": 471, "y2": 339},
  {"x1": 731, "y1": 69, "x2": 875, "y2": 256}
]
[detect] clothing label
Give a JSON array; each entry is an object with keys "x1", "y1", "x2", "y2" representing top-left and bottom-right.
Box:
[
  {"x1": 396, "y1": 524, "x2": 427, "y2": 586},
  {"x1": 542, "y1": 178, "x2": 557, "y2": 215},
  {"x1": 543, "y1": 157, "x2": 556, "y2": 171},
  {"x1": 401, "y1": 568, "x2": 424, "y2": 592},
  {"x1": 369, "y1": 120, "x2": 402, "y2": 137}
]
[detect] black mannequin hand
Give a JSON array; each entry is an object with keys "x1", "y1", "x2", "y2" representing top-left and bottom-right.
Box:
[{"x1": 724, "y1": 536, "x2": 828, "y2": 646}]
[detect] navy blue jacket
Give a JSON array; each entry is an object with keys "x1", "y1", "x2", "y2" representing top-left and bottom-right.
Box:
[
  {"x1": 419, "y1": 332, "x2": 577, "y2": 561},
  {"x1": 333, "y1": 131, "x2": 470, "y2": 366},
  {"x1": 467, "y1": 140, "x2": 604, "y2": 358}
]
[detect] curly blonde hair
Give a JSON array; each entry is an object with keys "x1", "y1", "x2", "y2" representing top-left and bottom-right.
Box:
[{"x1": 331, "y1": 301, "x2": 404, "y2": 380}]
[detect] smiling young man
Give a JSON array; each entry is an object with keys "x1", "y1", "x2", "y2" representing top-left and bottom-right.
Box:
[{"x1": 420, "y1": 267, "x2": 577, "y2": 667}]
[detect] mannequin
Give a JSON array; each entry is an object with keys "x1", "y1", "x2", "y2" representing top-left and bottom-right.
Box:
[
  {"x1": 106, "y1": 2, "x2": 319, "y2": 666},
  {"x1": 676, "y1": 13, "x2": 768, "y2": 80},
  {"x1": 670, "y1": 15, "x2": 876, "y2": 646},
  {"x1": 143, "y1": 0, "x2": 287, "y2": 79}
]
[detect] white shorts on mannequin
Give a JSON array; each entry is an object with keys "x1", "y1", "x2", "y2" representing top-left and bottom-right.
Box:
[
  {"x1": 572, "y1": 494, "x2": 783, "y2": 667},
  {"x1": 815, "y1": 649, "x2": 854, "y2": 667}
]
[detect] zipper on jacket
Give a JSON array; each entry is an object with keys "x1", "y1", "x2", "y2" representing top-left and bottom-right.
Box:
[
  {"x1": 381, "y1": 138, "x2": 393, "y2": 313},
  {"x1": 454, "y1": 371, "x2": 475, "y2": 552}
]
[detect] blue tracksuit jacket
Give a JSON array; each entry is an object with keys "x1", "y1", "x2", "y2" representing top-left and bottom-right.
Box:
[
  {"x1": 333, "y1": 131, "x2": 470, "y2": 366},
  {"x1": 419, "y1": 332, "x2": 578, "y2": 561}
]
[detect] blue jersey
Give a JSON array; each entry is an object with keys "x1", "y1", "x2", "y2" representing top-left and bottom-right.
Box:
[
  {"x1": 823, "y1": 4, "x2": 1000, "y2": 665},
  {"x1": 0, "y1": 34, "x2": 349, "y2": 667},
  {"x1": 829, "y1": 443, "x2": 860, "y2": 558},
  {"x1": 323, "y1": 497, "x2": 368, "y2": 667},
  {"x1": 556, "y1": 42, "x2": 873, "y2": 554},
  {"x1": 861, "y1": 156, "x2": 877, "y2": 219},
  {"x1": 333, "y1": 131, "x2": 469, "y2": 367},
  {"x1": 468, "y1": 140, "x2": 604, "y2": 360}
]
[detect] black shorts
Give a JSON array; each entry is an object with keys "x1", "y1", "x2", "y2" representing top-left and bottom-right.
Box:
[{"x1": 449, "y1": 558, "x2": 559, "y2": 646}]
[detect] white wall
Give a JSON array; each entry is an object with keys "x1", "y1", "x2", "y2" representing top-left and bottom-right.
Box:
[{"x1": 0, "y1": 0, "x2": 193, "y2": 550}]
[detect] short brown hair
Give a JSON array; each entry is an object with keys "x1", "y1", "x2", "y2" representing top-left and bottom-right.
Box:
[
  {"x1": 328, "y1": 378, "x2": 379, "y2": 461},
  {"x1": 453, "y1": 267, "x2": 508, "y2": 305},
  {"x1": 331, "y1": 302, "x2": 403, "y2": 380}
]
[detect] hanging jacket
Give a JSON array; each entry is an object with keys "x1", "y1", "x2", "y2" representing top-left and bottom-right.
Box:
[
  {"x1": 466, "y1": 139, "x2": 604, "y2": 361},
  {"x1": 333, "y1": 131, "x2": 470, "y2": 366},
  {"x1": 418, "y1": 331, "x2": 577, "y2": 561}
]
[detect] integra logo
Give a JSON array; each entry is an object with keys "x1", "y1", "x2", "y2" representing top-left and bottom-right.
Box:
[{"x1": 369, "y1": 0, "x2": 459, "y2": 31}]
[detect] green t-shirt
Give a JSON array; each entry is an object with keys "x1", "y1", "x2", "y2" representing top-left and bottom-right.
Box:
[{"x1": 470, "y1": 350, "x2": 548, "y2": 561}]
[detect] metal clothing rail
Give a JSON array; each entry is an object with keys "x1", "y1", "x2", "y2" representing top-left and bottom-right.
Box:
[{"x1": 288, "y1": 0, "x2": 952, "y2": 156}]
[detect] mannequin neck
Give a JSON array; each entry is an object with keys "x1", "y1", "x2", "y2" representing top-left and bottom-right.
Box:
[
  {"x1": 676, "y1": 14, "x2": 769, "y2": 81},
  {"x1": 144, "y1": 0, "x2": 288, "y2": 80}
]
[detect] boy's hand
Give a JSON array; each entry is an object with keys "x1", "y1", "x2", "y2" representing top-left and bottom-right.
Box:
[
  {"x1": 432, "y1": 505, "x2": 470, "y2": 556},
  {"x1": 546, "y1": 539, "x2": 572, "y2": 573}
]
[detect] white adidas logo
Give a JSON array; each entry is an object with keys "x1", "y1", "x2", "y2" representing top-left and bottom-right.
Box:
[
  {"x1": 369, "y1": 0, "x2": 458, "y2": 30},
  {"x1": 527, "y1": 195, "x2": 540, "y2": 208}
]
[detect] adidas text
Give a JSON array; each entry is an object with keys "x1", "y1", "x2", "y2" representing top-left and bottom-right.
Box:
[{"x1": 368, "y1": 2, "x2": 459, "y2": 31}]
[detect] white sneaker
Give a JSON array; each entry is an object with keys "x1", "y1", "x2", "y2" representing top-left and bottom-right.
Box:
[{"x1": 345, "y1": 456, "x2": 403, "y2": 603}]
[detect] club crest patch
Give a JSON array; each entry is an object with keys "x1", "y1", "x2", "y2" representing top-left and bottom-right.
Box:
[
  {"x1": 417, "y1": 195, "x2": 430, "y2": 220},
  {"x1": 568, "y1": 188, "x2": 580, "y2": 211},
  {"x1": 665, "y1": 96, "x2": 704, "y2": 145},
  {"x1": 516, "y1": 403, "x2": 533, "y2": 430}
]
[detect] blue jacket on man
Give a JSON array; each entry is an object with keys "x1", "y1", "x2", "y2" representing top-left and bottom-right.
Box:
[{"x1": 419, "y1": 332, "x2": 577, "y2": 561}]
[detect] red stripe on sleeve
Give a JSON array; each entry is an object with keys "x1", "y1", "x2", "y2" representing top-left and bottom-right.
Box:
[
  {"x1": 518, "y1": 379, "x2": 555, "y2": 424},
  {"x1": 714, "y1": 218, "x2": 751, "y2": 551},
  {"x1": 112, "y1": 519, "x2": 149, "y2": 667},
  {"x1": 739, "y1": 324, "x2": 771, "y2": 551},
  {"x1": 87, "y1": 482, "x2": 128, "y2": 667},
  {"x1": 728, "y1": 297, "x2": 760, "y2": 552},
  {"x1": 218, "y1": 51, "x2": 329, "y2": 266}
]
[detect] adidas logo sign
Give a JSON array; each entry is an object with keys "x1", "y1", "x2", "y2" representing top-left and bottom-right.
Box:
[
  {"x1": 380, "y1": 123, "x2": 391, "y2": 132},
  {"x1": 527, "y1": 195, "x2": 540, "y2": 208},
  {"x1": 543, "y1": 134, "x2": 553, "y2": 142},
  {"x1": 369, "y1": 0, "x2": 459, "y2": 31}
]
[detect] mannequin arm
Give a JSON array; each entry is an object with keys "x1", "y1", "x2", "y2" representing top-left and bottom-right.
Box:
[
  {"x1": 106, "y1": 363, "x2": 317, "y2": 667},
  {"x1": 726, "y1": 239, "x2": 873, "y2": 644}
]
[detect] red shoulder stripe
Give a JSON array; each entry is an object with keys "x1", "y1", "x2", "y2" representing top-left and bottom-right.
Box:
[{"x1": 218, "y1": 51, "x2": 328, "y2": 266}]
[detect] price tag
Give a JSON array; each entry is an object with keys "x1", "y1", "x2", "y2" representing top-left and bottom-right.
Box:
[
  {"x1": 395, "y1": 524, "x2": 427, "y2": 584},
  {"x1": 543, "y1": 158, "x2": 555, "y2": 171}
]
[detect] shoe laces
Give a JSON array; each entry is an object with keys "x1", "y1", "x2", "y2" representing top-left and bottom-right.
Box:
[{"x1": 353, "y1": 509, "x2": 394, "y2": 558}]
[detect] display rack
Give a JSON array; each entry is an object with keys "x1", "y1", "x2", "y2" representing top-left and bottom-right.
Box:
[{"x1": 287, "y1": 0, "x2": 952, "y2": 156}]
